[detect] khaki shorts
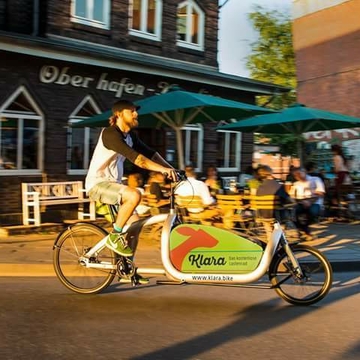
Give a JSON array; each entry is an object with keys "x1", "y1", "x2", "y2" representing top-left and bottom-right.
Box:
[{"x1": 88, "y1": 182, "x2": 128, "y2": 205}]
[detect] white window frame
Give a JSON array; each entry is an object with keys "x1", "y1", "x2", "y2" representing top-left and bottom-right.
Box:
[
  {"x1": 217, "y1": 130, "x2": 242, "y2": 172},
  {"x1": 0, "y1": 86, "x2": 44, "y2": 176},
  {"x1": 177, "y1": 0, "x2": 205, "y2": 51},
  {"x1": 182, "y1": 124, "x2": 203, "y2": 172},
  {"x1": 71, "y1": 0, "x2": 111, "y2": 30},
  {"x1": 129, "y1": 0, "x2": 162, "y2": 41},
  {"x1": 67, "y1": 95, "x2": 101, "y2": 175}
]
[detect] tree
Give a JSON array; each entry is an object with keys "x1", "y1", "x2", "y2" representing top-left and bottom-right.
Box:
[{"x1": 246, "y1": 5, "x2": 299, "y2": 156}]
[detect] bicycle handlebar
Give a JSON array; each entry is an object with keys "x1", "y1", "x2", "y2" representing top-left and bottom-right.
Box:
[{"x1": 163, "y1": 170, "x2": 187, "y2": 183}]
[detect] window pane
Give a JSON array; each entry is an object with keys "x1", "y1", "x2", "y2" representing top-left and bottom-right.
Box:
[
  {"x1": 177, "y1": 5, "x2": 187, "y2": 41},
  {"x1": 22, "y1": 120, "x2": 39, "y2": 169},
  {"x1": 70, "y1": 128, "x2": 85, "y2": 169},
  {"x1": 216, "y1": 132, "x2": 226, "y2": 168},
  {"x1": 229, "y1": 133, "x2": 237, "y2": 168},
  {"x1": 75, "y1": 0, "x2": 86, "y2": 17},
  {"x1": 132, "y1": 0, "x2": 141, "y2": 30},
  {"x1": 0, "y1": 119, "x2": 18, "y2": 170},
  {"x1": 93, "y1": 0, "x2": 104, "y2": 21},
  {"x1": 191, "y1": 8, "x2": 199, "y2": 44},
  {"x1": 147, "y1": 0, "x2": 156, "y2": 34}
]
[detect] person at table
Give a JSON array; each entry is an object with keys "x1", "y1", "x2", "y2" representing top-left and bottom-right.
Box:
[
  {"x1": 146, "y1": 171, "x2": 170, "y2": 208},
  {"x1": 291, "y1": 167, "x2": 325, "y2": 240},
  {"x1": 204, "y1": 165, "x2": 224, "y2": 197},
  {"x1": 256, "y1": 165, "x2": 292, "y2": 218},
  {"x1": 255, "y1": 165, "x2": 294, "y2": 241},
  {"x1": 175, "y1": 166, "x2": 215, "y2": 213},
  {"x1": 286, "y1": 165, "x2": 296, "y2": 183}
]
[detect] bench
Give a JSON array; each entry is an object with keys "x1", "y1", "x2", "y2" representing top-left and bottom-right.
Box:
[{"x1": 22, "y1": 181, "x2": 96, "y2": 226}]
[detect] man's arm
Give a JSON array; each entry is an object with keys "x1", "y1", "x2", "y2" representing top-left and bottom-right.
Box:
[
  {"x1": 134, "y1": 154, "x2": 177, "y2": 181},
  {"x1": 151, "y1": 152, "x2": 173, "y2": 168}
]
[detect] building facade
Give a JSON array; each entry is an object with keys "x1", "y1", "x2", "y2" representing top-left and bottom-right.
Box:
[
  {"x1": 0, "y1": 0, "x2": 287, "y2": 225},
  {"x1": 292, "y1": 0, "x2": 360, "y2": 171}
]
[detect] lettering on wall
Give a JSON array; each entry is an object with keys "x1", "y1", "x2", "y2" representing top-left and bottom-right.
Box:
[{"x1": 39, "y1": 65, "x2": 194, "y2": 98}]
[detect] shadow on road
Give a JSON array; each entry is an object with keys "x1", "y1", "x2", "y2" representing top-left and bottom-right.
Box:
[{"x1": 129, "y1": 273, "x2": 360, "y2": 360}]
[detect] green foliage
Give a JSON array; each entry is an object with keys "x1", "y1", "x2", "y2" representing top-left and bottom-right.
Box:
[
  {"x1": 247, "y1": 5, "x2": 299, "y2": 155},
  {"x1": 246, "y1": 5, "x2": 297, "y2": 110}
]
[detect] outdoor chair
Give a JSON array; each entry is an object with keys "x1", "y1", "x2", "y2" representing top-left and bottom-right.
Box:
[
  {"x1": 215, "y1": 194, "x2": 252, "y2": 230},
  {"x1": 247, "y1": 194, "x2": 299, "y2": 242},
  {"x1": 175, "y1": 195, "x2": 219, "y2": 226}
]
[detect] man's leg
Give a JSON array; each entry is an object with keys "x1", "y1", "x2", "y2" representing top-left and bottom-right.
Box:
[{"x1": 114, "y1": 187, "x2": 141, "y2": 230}]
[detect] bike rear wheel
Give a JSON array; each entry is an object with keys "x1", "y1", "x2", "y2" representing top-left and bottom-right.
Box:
[
  {"x1": 268, "y1": 244, "x2": 333, "y2": 306},
  {"x1": 53, "y1": 223, "x2": 117, "y2": 294}
]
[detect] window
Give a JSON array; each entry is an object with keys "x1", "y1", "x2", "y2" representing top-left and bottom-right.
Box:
[
  {"x1": 0, "y1": 86, "x2": 44, "y2": 175},
  {"x1": 182, "y1": 124, "x2": 203, "y2": 172},
  {"x1": 71, "y1": 0, "x2": 110, "y2": 29},
  {"x1": 129, "y1": 0, "x2": 162, "y2": 40},
  {"x1": 216, "y1": 130, "x2": 241, "y2": 171},
  {"x1": 67, "y1": 96, "x2": 102, "y2": 175},
  {"x1": 177, "y1": 0, "x2": 204, "y2": 51}
]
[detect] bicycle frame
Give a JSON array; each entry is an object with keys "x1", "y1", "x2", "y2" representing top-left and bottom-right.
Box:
[{"x1": 82, "y1": 210, "x2": 302, "y2": 284}]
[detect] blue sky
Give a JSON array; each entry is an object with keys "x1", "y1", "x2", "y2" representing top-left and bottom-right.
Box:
[{"x1": 218, "y1": 0, "x2": 292, "y2": 77}]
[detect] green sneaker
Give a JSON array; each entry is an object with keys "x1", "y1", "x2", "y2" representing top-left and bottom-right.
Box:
[{"x1": 105, "y1": 233, "x2": 133, "y2": 257}]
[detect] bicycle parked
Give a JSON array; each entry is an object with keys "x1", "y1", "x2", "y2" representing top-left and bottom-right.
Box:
[{"x1": 53, "y1": 171, "x2": 333, "y2": 306}]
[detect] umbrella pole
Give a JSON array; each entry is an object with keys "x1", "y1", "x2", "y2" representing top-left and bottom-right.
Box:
[{"x1": 175, "y1": 128, "x2": 185, "y2": 170}]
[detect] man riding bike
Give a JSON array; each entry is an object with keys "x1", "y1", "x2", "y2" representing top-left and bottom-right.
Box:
[{"x1": 85, "y1": 100, "x2": 177, "y2": 263}]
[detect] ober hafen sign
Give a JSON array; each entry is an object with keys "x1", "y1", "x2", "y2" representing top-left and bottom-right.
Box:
[{"x1": 39, "y1": 65, "x2": 175, "y2": 98}]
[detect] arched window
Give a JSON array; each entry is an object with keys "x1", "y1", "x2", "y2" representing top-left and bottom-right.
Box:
[
  {"x1": 67, "y1": 95, "x2": 102, "y2": 175},
  {"x1": 71, "y1": 0, "x2": 111, "y2": 29},
  {"x1": 129, "y1": 0, "x2": 163, "y2": 40},
  {"x1": 177, "y1": 0, "x2": 205, "y2": 51},
  {"x1": 0, "y1": 86, "x2": 44, "y2": 175}
]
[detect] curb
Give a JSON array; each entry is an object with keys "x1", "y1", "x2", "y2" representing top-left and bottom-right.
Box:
[{"x1": 0, "y1": 260, "x2": 358, "y2": 277}]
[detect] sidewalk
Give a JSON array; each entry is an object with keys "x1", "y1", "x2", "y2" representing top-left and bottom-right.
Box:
[{"x1": 0, "y1": 221, "x2": 359, "y2": 276}]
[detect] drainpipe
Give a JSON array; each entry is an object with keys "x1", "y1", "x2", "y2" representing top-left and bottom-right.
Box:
[{"x1": 32, "y1": 0, "x2": 39, "y2": 36}]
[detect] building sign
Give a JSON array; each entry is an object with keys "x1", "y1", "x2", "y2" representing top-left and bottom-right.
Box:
[{"x1": 39, "y1": 65, "x2": 183, "y2": 98}]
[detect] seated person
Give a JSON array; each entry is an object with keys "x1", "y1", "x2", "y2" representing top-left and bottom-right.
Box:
[
  {"x1": 291, "y1": 167, "x2": 325, "y2": 240},
  {"x1": 175, "y1": 166, "x2": 215, "y2": 213},
  {"x1": 286, "y1": 165, "x2": 296, "y2": 183},
  {"x1": 255, "y1": 165, "x2": 294, "y2": 240},
  {"x1": 146, "y1": 171, "x2": 170, "y2": 208},
  {"x1": 256, "y1": 165, "x2": 293, "y2": 219},
  {"x1": 204, "y1": 165, "x2": 224, "y2": 197}
]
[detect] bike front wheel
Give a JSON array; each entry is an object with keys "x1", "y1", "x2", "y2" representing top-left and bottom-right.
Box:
[
  {"x1": 268, "y1": 244, "x2": 333, "y2": 306},
  {"x1": 53, "y1": 223, "x2": 117, "y2": 294}
]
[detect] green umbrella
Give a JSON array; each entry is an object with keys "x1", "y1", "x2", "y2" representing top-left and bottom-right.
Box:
[
  {"x1": 218, "y1": 103, "x2": 360, "y2": 164},
  {"x1": 74, "y1": 88, "x2": 274, "y2": 169}
]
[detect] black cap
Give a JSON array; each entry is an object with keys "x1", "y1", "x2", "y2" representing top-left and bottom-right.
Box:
[{"x1": 112, "y1": 100, "x2": 140, "y2": 114}]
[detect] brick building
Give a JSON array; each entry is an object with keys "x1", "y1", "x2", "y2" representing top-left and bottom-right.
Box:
[
  {"x1": 292, "y1": 0, "x2": 360, "y2": 171},
  {"x1": 0, "y1": 0, "x2": 287, "y2": 225}
]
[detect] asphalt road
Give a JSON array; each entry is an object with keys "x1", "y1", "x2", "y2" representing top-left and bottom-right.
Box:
[{"x1": 1, "y1": 273, "x2": 360, "y2": 360}]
